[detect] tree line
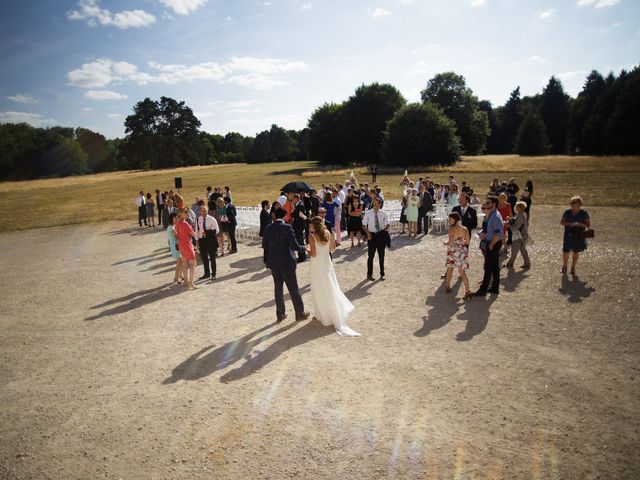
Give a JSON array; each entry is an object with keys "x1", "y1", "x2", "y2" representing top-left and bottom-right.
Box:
[{"x1": 0, "y1": 64, "x2": 638, "y2": 179}]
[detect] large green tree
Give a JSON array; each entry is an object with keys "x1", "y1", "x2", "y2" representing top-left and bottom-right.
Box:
[
  {"x1": 75, "y1": 127, "x2": 116, "y2": 172},
  {"x1": 124, "y1": 96, "x2": 201, "y2": 169},
  {"x1": 307, "y1": 102, "x2": 345, "y2": 164},
  {"x1": 515, "y1": 109, "x2": 549, "y2": 156},
  {"x1": 496, "y1": 87, "x2": 522, "y2": 153},
  {"x1": 380, "y1": 103, "x2": 461, "y2": 167},
  {"x1": 540, "y1": 76, "x2": 570, "y2": 154},
  {"x1": 342, "y1": 83, "x2": 406, "y2": 164},
  {"x1": 420, "y1": 72, "x2": 489, "y2": 155}
]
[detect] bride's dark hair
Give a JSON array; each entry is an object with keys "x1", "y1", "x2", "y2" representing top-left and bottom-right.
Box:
[{"x1": 310, "y1": 216, "x2": 330, "y2": 243}]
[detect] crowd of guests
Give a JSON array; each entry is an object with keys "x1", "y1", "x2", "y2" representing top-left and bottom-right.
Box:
[{"x1": 135, "y1": 172, "x2": 592, "y2": 295}]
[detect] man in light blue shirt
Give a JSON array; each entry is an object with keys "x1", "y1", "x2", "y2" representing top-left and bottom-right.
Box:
[{"x1": 475, "y1": 196, "x2": 503, "y2": 295}]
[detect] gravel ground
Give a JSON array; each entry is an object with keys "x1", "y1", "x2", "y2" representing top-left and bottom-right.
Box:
[{"x1": 1, "y1": 205, "x2": 639, "y2": 479}]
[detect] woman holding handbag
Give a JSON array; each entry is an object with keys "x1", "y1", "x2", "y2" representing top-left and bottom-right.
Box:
[{"x1": 561, "y1": 196, "x2": 591, "y2": 275}]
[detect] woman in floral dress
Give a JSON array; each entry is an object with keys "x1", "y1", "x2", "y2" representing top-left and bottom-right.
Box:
[{"x1": 444, "y1": 212, "x2": 472, "y2": 300}]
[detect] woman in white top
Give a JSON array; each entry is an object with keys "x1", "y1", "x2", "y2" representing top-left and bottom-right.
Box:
[{"x1": 306, "y1": 216, "x2": 360, "y2": 337}]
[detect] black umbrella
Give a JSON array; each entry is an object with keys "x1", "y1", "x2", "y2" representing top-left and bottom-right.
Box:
[{"x1": 280, "y1": 181, "x2": 315, "y2": 193}]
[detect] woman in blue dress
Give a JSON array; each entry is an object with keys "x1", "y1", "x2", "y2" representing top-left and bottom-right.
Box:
[
  {"x1": 320, "y1": 192, "x2": 340, "y2": 243},
  {"x1": 561, "y1": 196, "x2": 590, "y2": 275},
  {"x1": 166, "y1": 212, "x2": 183, "y2": 284}
]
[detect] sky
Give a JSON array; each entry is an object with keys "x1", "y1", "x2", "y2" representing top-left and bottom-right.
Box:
[{"x1": 0, "y1": 0, "x2": 638, "y2": 139}]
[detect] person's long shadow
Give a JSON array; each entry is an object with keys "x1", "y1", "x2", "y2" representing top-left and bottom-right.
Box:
[
  {"x1": 85, "y1": 284, "x2": 182, "y2": 321},
  {"x1": 238, "y1": 284, "x2": 311, "y2": 318},
  {"x1": 163, "y1": 322, "x2": 297, "y2": 384},
  {"x1": 455, "y1": 294, "x2": 497, "y2": 341},
  {"x1": 559, "y1": 274, "x2": 595, "y2": 303},
  {"x1": 344, "y1": 278, "x2": 378, "y2": 302},
  {"x1": 102, "y1": 226, "x2": 161, "y2": 237},
  {"x1": 414, "y1": 279, "x2": 462, "y2": 337},
  {"x1": 333, "y1": 244, "x2": 368, "y2": 264},
  {"x1": 219, "y1": 321, "x2": 333, "y2": 383},
  {"x1": 502, "y1": 267, "x2": 529, "y2": 293},
  {"x1": 141, "y1": 260, "x2": 177, "y2": 272},
  {"x1": 111, "y1": 250, "x2": 166, "y2": 266},
  {"x1": 215, "y1": 255, "x2": 270, "y2": 283}
]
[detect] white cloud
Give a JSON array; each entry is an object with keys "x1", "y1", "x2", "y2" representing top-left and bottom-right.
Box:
[
  {"x1": 84, "y1": 90, "x2": 128, "y2": 101},
  {"x1": 529, "y1": 55, "x2": 548, "y2": 62},
  {"x1": 372, "y1": 8, "x2": 392, "y2": 18},
  {"x1": 158, "y1": 0, "x2": 208, "y2": 15},
  {"x1": 81, "y1": 107, "x2": 94, "y2": 112},
  {"x1": 537, "y1": 8, "x2": 556, "y2": 19},
  {"x1": 600, "y1": 22, "x2": 621, "y2": 32},
  {"x1": 68, "y1": 57, "x2": 308, "y2": 90},
  {"x1": 0, "y1": 111, "x2": 56, "y2": 127},
  {"x1": 468, "y1": 0, "x2": 486, "y2": 7},
  {"x1": 6, "y1": 94, "x2": 38, "y2": 104},
  {"x1": 301, "y1": 2, "x2": 312, "y2": 10},
  {"x1": 107, "y1": 113, "x2": 124, "y2": 119},
  {"x1": 577, "y1": 0, "x2": 621, "y2": 8},
  {"x1": 555, "y1": 70, "x2": 588, "y2": 82},
  {"x1": 68, "y1": 0, "x2": 156, "y2": 29}
]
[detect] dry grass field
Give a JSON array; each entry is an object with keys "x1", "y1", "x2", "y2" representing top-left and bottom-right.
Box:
[{"x1": 0, "y1": 155, "x2": 638, "y2": 232}]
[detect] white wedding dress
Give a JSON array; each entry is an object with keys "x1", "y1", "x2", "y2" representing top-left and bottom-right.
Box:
[{"x1": 309, "y1": 236, "x2": 360, "y2": 337}]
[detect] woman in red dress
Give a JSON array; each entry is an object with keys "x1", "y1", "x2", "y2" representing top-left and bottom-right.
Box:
[{"x1": 176, "y1": 208, "x2": 198, "y2": 289}]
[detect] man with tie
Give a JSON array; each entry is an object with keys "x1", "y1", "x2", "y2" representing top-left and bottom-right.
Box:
[
  {"x1": 452, "y1": 193, "x2": 478, "y2": 242},
  {"x1": 196, "y1": 206, "x2": 219, "y2": 280},
  {"x1": 156, "y1": 189, "x2": 165, "y2": 227},
  {"x1": 362, "y1": 197, "x2": 390, "y2": 281}
]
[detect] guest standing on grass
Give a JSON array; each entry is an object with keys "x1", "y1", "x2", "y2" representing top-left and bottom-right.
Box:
[
  {"x1": 506, "y1": 201, "x2": 531, "y2": 269},
  {"x1": 145, "y1": 193, "x2": 156, "y2": 227},
  {"x1": 475, "y1": 196, "x2": 503, "y2": 296},
  {"x1": 259, "y1": 200, "x2": 271, "y2": 237},
  {"x1": 167, "y1": 212, "x2": 183, "y2": 285},
  {"x1": 362, "y1": 197, "x2": 390, "y2": 281},
  {"x1": 136, "y1": 191, "x2": 147, "y2": 227},
  {"x1": 561, "y1": 196, "x2": 590, "y2": 275},
  {"x1": 196, "y1": 205, "x2": 219, "y2": 281},
  {"x1": 444, "y1": 213, "x2": 472, "y2": 300},
  {"x1": 176, "y1": 208, "x2": 198, "y2": 290}
]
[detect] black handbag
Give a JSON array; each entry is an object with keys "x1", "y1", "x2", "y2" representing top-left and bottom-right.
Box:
[{"x1": 580, "y1": 229, "x2": 595, "y2": 239}]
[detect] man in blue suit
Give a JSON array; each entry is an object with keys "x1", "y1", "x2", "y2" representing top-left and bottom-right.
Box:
[{"x1": 262, "y1": 208, "x2": 310, "y2": 323}]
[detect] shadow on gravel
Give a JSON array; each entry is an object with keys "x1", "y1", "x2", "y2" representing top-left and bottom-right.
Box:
[
  {"x1": 85, "y1": 284, "x2": 182, "y2": 321},
  {"x1": 102, "y1": 226, "x2": 163, "y2": 237},
  {"x1": 218, "y1": 321, "x2": 333, "y2": 383},
  {"x1": 455, "y1": 294, "x2": 497, "y2": 341},
  {"x1": 414, "y1": 280, "x2": 462, "y2": 337},
  {"x1": 238, "y1": 284, "x2": 311, "y2": 318},
  {"x1": 163, "y1": 321, "x2": 303, "y2": 384},
  {"x1": 558, "y1": 274, "x2": 596, "y2": 303},
  {"x1": 111, "y1": 250, "x2": 166, "y2": 266}
]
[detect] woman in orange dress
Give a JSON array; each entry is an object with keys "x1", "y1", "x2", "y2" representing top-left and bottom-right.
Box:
[{"x1": 497, "y1": 193, "x2": 512, "y2": 254}]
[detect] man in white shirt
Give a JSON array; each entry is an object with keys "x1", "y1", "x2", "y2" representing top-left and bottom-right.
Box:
[
  {"x1": 362, "y1": 197, "x2": 390, "y2": 281},
  {"x1": 135, "y1": 191, "x2": 147, "y2": 227},
  {"x1": 277, "y1": 192, "x2": 288, "y2": 207},
  {"x1": 196, "y1": 206, "x2": 220, "y2": 280}
]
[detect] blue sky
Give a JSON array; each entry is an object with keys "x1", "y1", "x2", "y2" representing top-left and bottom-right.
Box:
[{"x1": 1, "y1": 0, "x2": 638, "y2": 139}]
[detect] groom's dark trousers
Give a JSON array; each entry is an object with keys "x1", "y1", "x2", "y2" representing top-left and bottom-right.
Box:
[{"x1": 262, "y1": 220, "x2": 305, "y2": 318}]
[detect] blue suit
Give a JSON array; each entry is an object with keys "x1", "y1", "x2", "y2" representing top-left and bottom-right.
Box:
[{"x1": 262, "y1": 220, "x2": 306, "y2": 318}]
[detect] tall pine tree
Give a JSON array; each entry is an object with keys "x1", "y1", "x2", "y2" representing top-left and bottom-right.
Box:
[{"x1": 540, "y1": 76, "x2": 569, "y2": 154}]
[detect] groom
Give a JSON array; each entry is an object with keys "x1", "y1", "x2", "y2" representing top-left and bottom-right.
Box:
[{"x1": 262, "y1": 208, "x2": 310, "y2": 323}]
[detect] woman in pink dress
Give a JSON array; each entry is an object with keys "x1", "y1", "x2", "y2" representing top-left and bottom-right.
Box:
[{"x1": 176, "y1": 208, "x2": 198, "y2": 289}]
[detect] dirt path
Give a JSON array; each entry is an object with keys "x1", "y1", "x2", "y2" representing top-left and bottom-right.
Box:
[{"x1": 1, "y1": 205, "x2": 639, "y2": 479}]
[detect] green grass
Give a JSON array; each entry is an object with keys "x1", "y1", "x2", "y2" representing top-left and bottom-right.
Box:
[{"x1": 0, "y1": 155, "x2": 638, "y2": 232}]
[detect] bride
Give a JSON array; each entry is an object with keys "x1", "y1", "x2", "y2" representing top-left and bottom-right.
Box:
[{"x1": 306, "y1": 216, "x2": 360, "y2": 337}]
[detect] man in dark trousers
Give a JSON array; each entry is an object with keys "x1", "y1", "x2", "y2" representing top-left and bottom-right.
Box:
[
  {"x1": 262, "y1": 208, "x2": 310, "y2": 323},
  {"x1": 452, "y1": 193, "x2": 478, "y2": 241},
  {"x1": 196, "y1": 206, "x2": 219, "y2": 280},
  {"x1": 156, "y1": 189, "x2": 165, "y2": 226},
  {"x1": 475, "y1": 196, "x2": 503, "y2": 296},
  {"x1": 417, "y1": 183, "x2": 434, "y2": 235},
  {"x1": 135, "y1": 191, "x2": 147, "y2": 226},
  {"x1": 224, "y1": 196, "x2": 238, "y2": 253},
  {"x1": 370, "y1": 164, "x2": 377, "y2": 183},
  {"x1": 291, "y1": 193, "x2": 307, "y2": 262},
  {"x1": 362, "y1": 197, "x2": 390, "y2": 281}
]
